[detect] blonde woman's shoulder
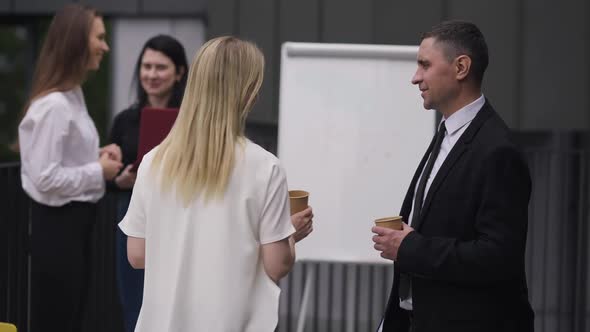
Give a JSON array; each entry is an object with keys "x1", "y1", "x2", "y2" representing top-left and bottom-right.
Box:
[
  {"x1": 241, "y1": 140, "x2": 287, "y2": 186},
  {"x1": 243, "y1": 139, "x2": 281, "y2": 166},
  {"x1": 135, "y1": 146, "x2": 160, "y2": 174}
]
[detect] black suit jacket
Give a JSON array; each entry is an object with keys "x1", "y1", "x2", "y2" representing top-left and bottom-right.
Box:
[{"x1": 382, "y1": 101, "x2": 534, "y2": 332}]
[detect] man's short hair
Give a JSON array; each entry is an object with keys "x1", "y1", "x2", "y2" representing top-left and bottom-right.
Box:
[{"x1": 422, "y1": 20, "x2": 489, "y2": 85}]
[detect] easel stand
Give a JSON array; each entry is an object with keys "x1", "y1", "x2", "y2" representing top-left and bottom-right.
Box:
[{"x1": 296, "y1": 264, "x2": 315, "y2": 332}]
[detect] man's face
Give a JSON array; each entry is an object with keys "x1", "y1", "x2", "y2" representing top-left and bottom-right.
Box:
[{"x1": 411, "y1": 37, "x2": 459, "y2": 114}]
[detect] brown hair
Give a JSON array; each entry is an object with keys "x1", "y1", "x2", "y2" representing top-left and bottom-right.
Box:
[
  {"x1": 11, "y1": 4, "x2": 100, "y2": 152},
  {"x1": 26, "y1": 3, "x2": 100, "y2": 108}
]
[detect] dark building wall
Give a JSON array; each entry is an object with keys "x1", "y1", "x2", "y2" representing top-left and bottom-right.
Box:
[
  {"x1": 0, "y1": 0, "x2": 9, "y2": 11},
  {"x1": 4, "y1": 0, "x2": 205, "y2": 15},
  {"x1": 206, "y1": 0, "x2": 590, "y2": 130},
  {"x1": 2, "y1": 0, "x2": 589, "y2": 130}
]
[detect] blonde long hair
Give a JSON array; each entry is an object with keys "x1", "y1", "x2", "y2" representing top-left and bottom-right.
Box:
[{"x1": 151, "y1": 36, "x2": 265, "y2": 205}]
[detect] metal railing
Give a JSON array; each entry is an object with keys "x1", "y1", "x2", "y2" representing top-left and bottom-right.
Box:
[{"x1": 1, "y1": 132, "x2": 589, "y2": 332}]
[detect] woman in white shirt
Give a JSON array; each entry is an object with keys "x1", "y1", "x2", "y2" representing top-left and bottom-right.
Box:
[
  {"x1": 119, "y1": 36, "x2": 295, "y2": 331},
  {"x1": 18, "y1": 4, "x2": 122, "y2": 331}
]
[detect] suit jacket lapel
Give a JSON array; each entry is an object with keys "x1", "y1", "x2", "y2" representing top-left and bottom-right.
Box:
[
  {"x1": 383, "y1": 136, "x2": 435, "y2": 329},
  {"x1": 413, "y1": 101, "x2": 495, "y2": 231},
  {"x1": 400, "y1": 132, "x2": 437, "y2": 220}
]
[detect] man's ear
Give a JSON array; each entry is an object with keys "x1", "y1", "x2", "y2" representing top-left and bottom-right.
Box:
[{"x1": 455, "y1": 55, "x2": 471, "y2": 81}]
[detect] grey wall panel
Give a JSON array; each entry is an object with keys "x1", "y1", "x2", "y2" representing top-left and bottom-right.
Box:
[
  {"x1": 0, "y1": 0, "x2": 9, "y2": 12},
  {"x1": 521, "y1": 0, "x2": 589, "y2": 130},
  {"x1": 141, "y1": 0, "x2": 205, "y2": 15},
  {"x1": 238, "y1": 0, "x2": 277, "y2": 124},
  {"x1": 11, "y1": 0, "x2": 203, "y2": 15},
  {"x1": 448, "y1": 0, "x2": 520, "y2": 129},
  {"x1": 14, "y1": 0, "x2": 72, "y2": 14},
  {"x1": 279, "y1": 0, "x2": 320, "y2": 43},
  {"x1": 207, "y1": 0, "x2": 237, "y2": 37},
  {"x1": 84, "y1": 0, "x2": 138, "y2": 15},
  {"x1": 322, "y1": 0, "x2": 372, "y2": 43},
  {"x1": 374, "y1": 1, "x2": 443, "y2": 46}
]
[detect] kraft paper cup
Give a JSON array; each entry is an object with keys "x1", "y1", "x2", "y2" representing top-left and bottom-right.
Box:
[
  {"x1": 289, "y1": 190, "x2": 309, "y2": 215},
  {"x1": 374, "y1": 216, "x2": 403, "y2": 230}
]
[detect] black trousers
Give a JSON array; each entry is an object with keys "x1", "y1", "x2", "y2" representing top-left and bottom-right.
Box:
[{"x1": 30, "y1": 200, "x2": 96, "y2": 332}]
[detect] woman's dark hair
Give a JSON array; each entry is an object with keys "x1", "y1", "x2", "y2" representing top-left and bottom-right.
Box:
[{"x1": 133, "y1": 35, "x2": 189, "y2": 108}]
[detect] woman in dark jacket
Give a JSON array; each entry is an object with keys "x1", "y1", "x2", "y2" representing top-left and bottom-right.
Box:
[{"x1": 109, "y1": 35, "x2": 188, "y2": 332}]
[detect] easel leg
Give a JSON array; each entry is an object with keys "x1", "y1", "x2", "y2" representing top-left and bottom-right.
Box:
[{"x1": 296, "y1": 265, "x2": 315, "y2": 332}]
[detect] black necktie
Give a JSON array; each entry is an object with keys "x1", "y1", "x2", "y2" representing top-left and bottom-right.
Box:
[{"x1": 399, "y1": 121, "x2": 446, "y2": 300}]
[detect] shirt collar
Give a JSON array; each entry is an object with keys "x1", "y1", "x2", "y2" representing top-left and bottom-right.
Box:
[{"x1": 442, "y1": 94, "x2": 485, "y2": 135}]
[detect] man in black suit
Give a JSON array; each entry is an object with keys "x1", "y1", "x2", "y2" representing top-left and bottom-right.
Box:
[{"x1": 372, "y1": 21, "x2": 534, "y2": 332}]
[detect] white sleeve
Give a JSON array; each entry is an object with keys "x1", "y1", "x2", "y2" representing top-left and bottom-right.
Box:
[
  {"x1": 118, "y1": 161, "x2": 147, "y2": 238},
  {"x1": 19, "y1": 100, "x2": 103, "y2": 196},
  {"x1": 259, "y1": 163, "x2": 295, "y2": 244}
]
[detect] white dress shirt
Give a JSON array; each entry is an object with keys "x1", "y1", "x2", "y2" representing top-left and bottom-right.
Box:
[
  {"x1": 19, "y1": 87, "x2": 105, "y2": 207},
  {"x1": 400, "y1": 94, "x2": 485, "y2": 311}
]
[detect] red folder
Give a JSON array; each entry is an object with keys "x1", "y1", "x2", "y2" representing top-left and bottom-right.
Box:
[{"x1": 132, "y1": 107, "x2": 179, "y2": 171}]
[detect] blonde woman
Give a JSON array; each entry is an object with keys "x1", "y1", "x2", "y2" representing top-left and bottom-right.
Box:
[
  {"x1": 17, "y1": 4, "x2": 122, "y2": 331},
  {"x1": 119, "y1": 36, "x2": 295, "y2": 331}
]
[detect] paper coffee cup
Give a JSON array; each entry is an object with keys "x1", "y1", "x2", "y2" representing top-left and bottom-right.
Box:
[
  {"x1": 374, "y1": 216, "x2": 403, "y2": 230},
  {"x1": 289, "y1": 190, "x2": 309, "y2": 215}
]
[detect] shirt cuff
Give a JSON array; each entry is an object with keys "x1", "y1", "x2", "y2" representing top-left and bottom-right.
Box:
[{"x1": 88, "y1": 161, "x2": 105, "y2": 191}]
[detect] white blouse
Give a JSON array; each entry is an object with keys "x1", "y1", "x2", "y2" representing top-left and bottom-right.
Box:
[
  {"x1": 119, "y1": 140, "x2": 295, "y2": 332},
  {"x1": 19, "y1": 87, "x2": 104, "y2": 207}
]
